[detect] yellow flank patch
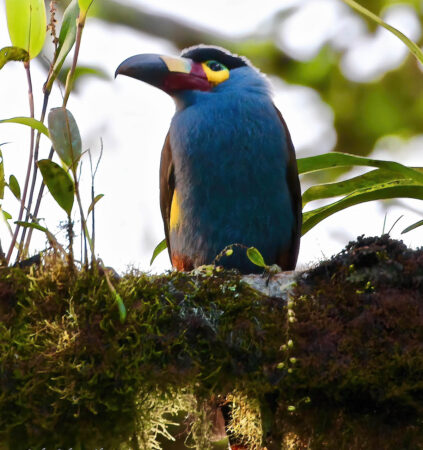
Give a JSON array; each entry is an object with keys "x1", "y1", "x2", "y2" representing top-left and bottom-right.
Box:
[
  {"x1": 202, "y1": 63, "x2": 229, "y2": 85},
  {"x1": 170, "y1": 190, "x2": 182, "y2": 230}
]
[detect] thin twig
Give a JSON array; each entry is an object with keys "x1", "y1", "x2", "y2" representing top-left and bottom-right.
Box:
[
  {"x1": 63, "y1": 18, "x2": 84, "y2": 107},
  {"x1": 6, "y1": 61, "x2": 35, "y2": 264},
  {"x1": 88, "y1": 139, "x2": 103, "y2": 266},
  {"x1": 24, "y1": 11, "x2": 87, "y2": 261},
  {"x1": 20, "y1": 92, "x2": 51, "y2": 258}
]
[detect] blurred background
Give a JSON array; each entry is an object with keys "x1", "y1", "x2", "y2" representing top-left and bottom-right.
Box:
[{"x1": 0, "y1": 0, "x2": 422, "y2": 273}]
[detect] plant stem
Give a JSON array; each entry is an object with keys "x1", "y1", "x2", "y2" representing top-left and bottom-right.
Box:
[
  {"x1": 27, "y1": 146, "x2": 54, "y2": 247},
  {"x1": 6, "y1": 61, "x2": 35, "y2": 264},
  {"x1": 73, "y1": 164, "x2": 94, "y2": 266},
  {"x1": 19, "y1": 91, "x2": 51, "y2": 259},
  {"x1": 63, "y1": 16, "x2": 84, "y2": 107},
  {"x1": 23, "y1": 12, "x2": 87, "y2": 261}
]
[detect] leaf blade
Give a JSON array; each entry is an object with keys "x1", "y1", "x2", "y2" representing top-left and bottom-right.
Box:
[
  {"x1": 0, "y1": 116, "x2": 50, "y2": 138},
  {"x1": 37, "y1": 159, "x2": 74, "y2": 215},
  {"x1": 5, "y1": 0, "x2": 47, "y2": 59},
  {"x1": 48, "y1": 0, "x2": 79, "y2": 89},
  {"x1": 87, "y1": 193, "x2": 104, "y2": 217},
  {"x1": 150, "y1": 238, "x2": 167, "y2": 265},
  {"x1": 302, "y1": 168, "x2": 421, "y2": 207},
  {"x1": 8, "y1": 174, "x2": 21, "y2": 200},
  {"x1": 402, "y1": 220, "x2": 423, "y2": 234},
  {"x1": 0, "y1": 46, "x2": 29, "y2": 70},
  {"x1": 302, "y1": 182, "x2": 423, "y2": 235},
  {"x1": 341, "y1": 0, "x2": 423, "y2": 65},
  {"x1": 298, "y1": 152, "x2": 423, "y2": 184},
  {"x1": 48, "y1": 108, "x2": 82, "y2": 168},
  {"x1": 246, "y1": 247, "x2": 267, "y2": 268}
]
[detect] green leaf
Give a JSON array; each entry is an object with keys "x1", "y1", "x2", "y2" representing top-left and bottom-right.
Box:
[
  {"x1": 246, "y1": 247, "x2": 267, "y2": 268},
  {"x1": 37, "y1": 159, "x2": 74, "y2": 215},
  {"x1": 87, "y1": 193, "x2": 104, "y2": 216},
  {"x1": 78, "y1": 0, "x2": 95, "y2": 14},
  {"x1": 48, "y1": 108, "x2": 82, "y2": 168},
  {"x1": 1, "y1": 209, "x2": 12, "y2": 221},
  {"x1": 8, "y1": 175, "x2": 20, "y2": 200},
  {"x1": 5, "y1": 0, "x2": 47, "y2": 59},
  {"x1": 150, "y1": 238, "x2": 167, "y2": 265},
  {"x1": 402, "y1": 220, "x2": 423, "y2": 234},
  {"x1": 0, "y1": 117, "x2": 50, "y2": 138},
  {"x1": 115, "y1": 293, "x2": 126, "y2": 323},
  {"x1": 15, "y1": 220, "x2": 48, "y2": 233},
  {"x1": 47, "y1": 0, "x2": 79, "y2": 89},
  {"x1": 302, "y1": 168, "x2": 423, "y2": 207},
  {"x1": 298, "y1": 152, "x2": 423, "y2": 184},
  {"x1": 58, "y1": 65, "x2": 110, "y2": 88},
  {"x1": 0, "y1": 46, "x2": 29, "y2": 70},
  {"x1": 341, "y1": 0, "x2": 423, "y2": 65},
  {"x1": 302, "y1": 182, "x2": 423, "y2": 235},
  {"x1": 15, "y1": 220, "x2": 62, "y2": 251}
]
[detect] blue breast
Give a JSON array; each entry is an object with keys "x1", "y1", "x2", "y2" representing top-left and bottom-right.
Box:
[{"x1": 169, "y1": 67, "x2": 295, "y2": 272}]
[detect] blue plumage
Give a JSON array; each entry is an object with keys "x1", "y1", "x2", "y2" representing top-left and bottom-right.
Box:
[
  {"x1": 116, "y1": 45, "x2": 301, "y2": 273},
  {"x1": 170, "y1": 67, "x2": 294, "y2": 272}
]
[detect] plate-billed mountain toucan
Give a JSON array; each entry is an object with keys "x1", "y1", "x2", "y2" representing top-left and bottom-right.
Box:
[{"x1": 116, "y1": 45, "x2": 302, "y2": 274}]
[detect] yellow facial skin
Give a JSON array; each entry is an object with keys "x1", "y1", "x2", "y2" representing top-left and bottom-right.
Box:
[
  {"x1": 201, "y1": 62, "x2": 229, "y2": 86},
  {"x1": 160, "y1": 56, "x2": 230, "y2": 87}
]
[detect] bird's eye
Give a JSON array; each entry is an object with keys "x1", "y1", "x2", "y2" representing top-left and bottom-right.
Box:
[{"x1": 206, "y1": 60, "x2": 226, "y2": 72}]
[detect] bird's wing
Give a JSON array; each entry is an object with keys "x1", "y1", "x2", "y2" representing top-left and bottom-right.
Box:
[
  {"x1": 159, "y1": 133, "x2": 175, "y2": 258},
  {"x1": 274, "y1": 105, "x2": 303, "y2": 270}
]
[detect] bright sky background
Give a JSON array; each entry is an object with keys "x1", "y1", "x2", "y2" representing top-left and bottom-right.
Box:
[{"x1": 0, "y1": 0, "x2": 422, "y2": 273}]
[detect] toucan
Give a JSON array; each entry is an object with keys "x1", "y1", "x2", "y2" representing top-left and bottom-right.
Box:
[{"x1": 116, "y1": 45, "x2": 302, "y2": 274}]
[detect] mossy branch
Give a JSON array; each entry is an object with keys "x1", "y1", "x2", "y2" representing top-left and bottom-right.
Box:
[{"x1": 0, "y1": 236, "x2": 422, "y2": 448}]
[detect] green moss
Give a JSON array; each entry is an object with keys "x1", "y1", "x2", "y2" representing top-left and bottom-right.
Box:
[{"x1": 0, "y1": 235, "x2": 422, "y2": 449}]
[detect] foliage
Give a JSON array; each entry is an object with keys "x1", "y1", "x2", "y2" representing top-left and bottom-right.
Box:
[
  {"x1": 5, "y1": 0, "x2": 46, "y2": 59},
  {"x1": 298, "y1": 152, "x2": 423, "y2": 234},
  {"x1": 90, "y1": 0, "x2": 423, "y2": 160},
  {"x1": 0, "y1": 236, "x2": 423, "y2": 448},
  {"x1": 0, "y1": 0, "x2": 102, "y2": 267}
]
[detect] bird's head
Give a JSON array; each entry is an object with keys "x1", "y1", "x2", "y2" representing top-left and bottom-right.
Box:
[{"x1": 115, "y1": 45, "x2": 268, "y2": 105}]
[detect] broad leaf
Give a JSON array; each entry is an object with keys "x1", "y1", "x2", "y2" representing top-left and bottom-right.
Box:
[
  {"x1": 48, "y1": 108, "x2": 82, "y2": 168},
  {"x1": 0, "y1": 46, "x2": 29, "y2": 70},
  {"x1": 150, "y1": 238, "x2": 167, "y2": 265},
  {"x1": 5, "y1": 0, "x2": 47, "y2": 59},
  {"x1": 298, "y1": 152, "x2": 423, "y2": 184},
  {"x1": 302, "y1": 182, "x2": 423, "y2": 235},
  {"x1": 8, "y1": 175, "x2": 20, "y2": 200},
  {"x1": 78, "y1": 0, "x2": 95, "y2": 14},
  {"x1": 37, "y1": 159, "x2": 74, "y2": 215},
  {"x1": 402, "y1": 220, "x2": 423, "y2": 234},
  {"x1": 0, "y1": 117, "x2": 49, "y2": 138},
  {"x1": 302, "y1": 168, "x2": 422, "y2": 207},
  {"x1": 48, "y1": 0, "x2": 79, "y2": 89},
  {"x1": 87, "y1": 193, "x2": 104, "y2": 216},
  {"x1": 246, "y1": 247, "x2": 267, "y2": 268}
]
